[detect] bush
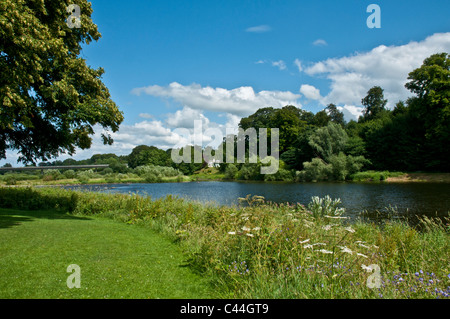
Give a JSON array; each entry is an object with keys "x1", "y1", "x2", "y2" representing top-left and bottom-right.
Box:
[
  {"x1": 42, "y1": 169, "x2": 63, "y2": 181},
  {"x1": 307, "y1": 195, "x2": 346, "y2": 218},
  {"x1": 301, "y1": 158, "x2": 332, "y2": 182},
  {"x1": 135, "y1": 165, "x2": 182, "y2": 179},
  {"x1": 63, "y1": 170, "x2": 77, "y2": 179},
  {"x1": 224, "y1": 164, "x2": 238, "y2": 179}
]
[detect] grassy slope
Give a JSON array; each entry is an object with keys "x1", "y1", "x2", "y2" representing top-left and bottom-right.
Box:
[{"x1": 0, "y1": 208, "x2": 215, "y2": 299}]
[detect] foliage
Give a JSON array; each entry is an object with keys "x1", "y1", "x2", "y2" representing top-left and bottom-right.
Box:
[
  {"x1": 308, "y1": 122, "x2": 348, "y2": 162},
  {"x1": 128, "y1": 145, "x2": 171, "y2": 169},
  {"x1": 360, "y1": 86, "x2": 388, "y2": 122},
  {"x1": 0, "y1": 0, "x2": 123, "y2": 164}
]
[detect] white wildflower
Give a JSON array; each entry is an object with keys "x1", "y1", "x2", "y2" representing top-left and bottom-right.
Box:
[
  {"x1": 317, "y1": 249, "x2": 333, "y2": 254},
  {"x1": 242, "y1": 226, "x2": 251, "y2": 232},
  {"x1": 361, "y1": 264, "x2": 372, "y2": 271},
  {"x1": 299, "y1": 239, "x2": 310, "y2": 244},
  {"x1": 228, "y1": 231, "x2": 236, "y2": 235},
  {"x1": 252, "y1": 227, "x2": 261, "y2": 231},
  {"x1": 344, "y1": 226, "x2": 356, "y2": 233},
  {"x1": 246, "y1": 233, "x2": 254, "y2": 237},
  {"x1": 357, "y1": 253, "x2": 368, "y2": 258},
  {"x1": 339, "y1": 246, "x2": 353, "y2": 255},
  {"x1": 322, "y1": 225, "x2": 332, "y2": 231},
  {"x1": 303, "y1": 244, "x2": 314, "y2": 249},
  {"x1": 358, "y1": 243, "x2": 370, "y2": 249}
]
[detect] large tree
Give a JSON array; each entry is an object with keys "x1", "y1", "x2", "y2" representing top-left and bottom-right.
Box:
[
  {"x1": 0, "y1": 0, "x2": 123, "y2": 164},
  {"x1": 405, "y1": 52, "x2": 450, "y2": 170},
  {"x1": 360, "y1": 86, "x2": 388, "y2": 122}
]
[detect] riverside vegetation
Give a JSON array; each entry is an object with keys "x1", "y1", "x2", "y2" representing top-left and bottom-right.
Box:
[{"x1": 0, "y1": 187, "x2": 448, "y2": 299}]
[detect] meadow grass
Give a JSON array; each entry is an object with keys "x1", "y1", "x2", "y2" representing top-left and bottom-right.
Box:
[{"x1": 0, "y1": 187, "x2": 448, "y2": 299}]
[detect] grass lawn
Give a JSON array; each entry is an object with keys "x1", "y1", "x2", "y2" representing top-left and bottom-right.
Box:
[{"x1": 0, "y1": 208, "x2": 215, "y2": 299}]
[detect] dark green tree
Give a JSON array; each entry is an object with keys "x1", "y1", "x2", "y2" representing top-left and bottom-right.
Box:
[
  {"x1": 405, "y1": 52, "x2": 450, "y2": 170},
  {"x1": 0, "y1": 0, "x2": 123, "y2": 164},
  {"x1": 128, "y1": 145, "x2": 170, "y2": 169},
  {"x1": 360, "y1": 86, "x2": 388, "y2": 122}
]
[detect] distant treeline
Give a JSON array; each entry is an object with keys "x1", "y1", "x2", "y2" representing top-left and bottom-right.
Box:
[{"x1": 4, "y1": 53, "x2": 448, "y2": 181}]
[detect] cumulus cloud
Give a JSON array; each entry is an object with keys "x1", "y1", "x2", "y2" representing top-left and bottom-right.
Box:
[
  {"x1": 305, "y1": 32, "x2": 450, "y2": 107},
  {"x1": 246, "y1": 25, "x2": 271, "y2": 33},
  {"x1": 300, "y1": 84, "x2": 322, "y2": 100},
  {"x1": 132, "y1": 82, "x2": 301, "y2": 117},
  {"x1": 166, "y1": 107, "x2": 210, "y2": 129}
]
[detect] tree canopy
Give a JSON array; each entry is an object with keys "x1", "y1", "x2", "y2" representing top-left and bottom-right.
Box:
[{"x1": 0, "y1": 0, "x2": 123, "y2": 164}]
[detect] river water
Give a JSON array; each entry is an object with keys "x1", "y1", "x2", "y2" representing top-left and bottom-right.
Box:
[{"x1": 62, "y1": 181, "x2": 450, "y2": 223}]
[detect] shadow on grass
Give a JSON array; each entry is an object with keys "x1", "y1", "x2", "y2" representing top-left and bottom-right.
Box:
[{"x1": 0, "y1": 208, "x2": 91, "y2": 229}]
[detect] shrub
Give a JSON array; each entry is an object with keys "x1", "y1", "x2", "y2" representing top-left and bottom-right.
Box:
[
  {"x1": 224, "y1": 164, "x2": 238, "y2": 180},
  {"x1": 135, "y1": 165, "x2": 182, "y2": 179},
  {"x1": 307, "y1": 195, "x2": 346, "y2": 218},
  {"x1": 302, "y1": 158, "x2": 332, "y2": 182},
  {"x1": 63, "y1": 170, "x2": 77, "y2": 179}
]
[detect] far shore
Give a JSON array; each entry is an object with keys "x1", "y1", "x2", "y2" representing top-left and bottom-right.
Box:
[
  {"x1": 2, "y1": 172, "x2": 450, "y2": 187},
  {"x1": 386, "y1": 172, "x2": 450, "y2": 183}
]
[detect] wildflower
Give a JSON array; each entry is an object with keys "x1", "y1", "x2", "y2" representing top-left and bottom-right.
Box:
[
  {"x1": 303, "y1": 244, "x2": 313, "y2": 249},
  {"x1": 252, "y1": 227, "x2": 261, "y2": 231},
  {"x1": 322, "y1": 225, "x2": 332, "y2": 231},
  {"x1": 339, "y1": 246, "x2": 353, "y2": 255},
  {"x1": 299, "y1": 239, "x2": 310, "y2": 244},
  {"x1": 246, "y1": 233, "x2": 254, "y2": 237},
  {"x1": 324, "y1": 215, "x2": 347, "y2": 219},
  {"x1": 361, "y1": 264, "x2": 372, "y2": 271},
  {"x1": 358, "y1": 243, "x2": 370, "y2": 249},
  {"x1": 228, "y1": 231, "x2": 236, "y2": 235},
  {"x1": 242, "y1": 226, "x2": 251, "y2": 232},
  {"x1": 317, "y1": 249, "x2": 333, "y2": 254},
  {"x1": 344, "y1": 226, "x2": 355, "y2": 233},
  {"x1": 357, "y1": 253, "x2": 368, "y2": 258}
]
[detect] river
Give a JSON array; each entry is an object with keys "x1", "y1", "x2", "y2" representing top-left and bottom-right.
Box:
[{"x1": 62, "y1": 181, "x2": 450, "y2": 223}]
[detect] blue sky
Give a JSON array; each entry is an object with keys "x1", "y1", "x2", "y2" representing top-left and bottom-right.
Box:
[{"x1": 3, "y1": 0, "x2": 450, "y2": 165}]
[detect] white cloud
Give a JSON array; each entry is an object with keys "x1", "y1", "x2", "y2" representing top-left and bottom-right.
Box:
[
  {"x1": 272, "y1": 60, "x2": 287, "y2": 70},
  {"x1": 166, "y1": 107, "x2": 210, "y2": 129},
  {"x1": 313, "y1": 39, "x2": 328, "y2": 46},
  {"x1": 300, "y1": 84, "x2": 322, "y2": 101},
  {"x1": 246, "y1": 25, "x2": 271, "y2": 33},
  {"x1": 305, "y1": 32, "x2": 450, "y2": 107},
  {"x1": 337, "y1": 105, "x2": 364, "y2": 122},
  {"x1": 294, "y1": 59, "x2": 303, "y2": 72},
  {"x1": 132, "y1": 82, "x2": 301, "y2": 117}
]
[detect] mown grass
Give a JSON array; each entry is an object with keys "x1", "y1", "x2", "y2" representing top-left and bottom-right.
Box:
[
  {"x1": 0, "y1": 207, "x2": 215, "y2": 299},
  {"x1": 0, "y1": 187, "x2": 448, "y2": 299}
]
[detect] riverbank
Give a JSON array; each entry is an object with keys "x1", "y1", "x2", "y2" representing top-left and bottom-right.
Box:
[
  {"x1": 386, "y1": 172, "x2": 450, "y2": 183},
  {"x1": 0, "y1": 187, "x2": 448, "y2": 299},
  {"x1": 2, "y1": 171, "x2": 450, "y2": 187}
]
